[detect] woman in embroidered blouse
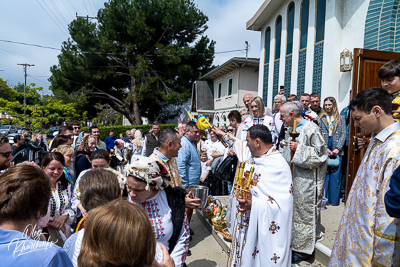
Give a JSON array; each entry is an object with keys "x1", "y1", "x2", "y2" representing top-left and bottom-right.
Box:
[
  {"x1": 75, "y1": 135, "x2": 97, "y2": 179},
  {"x1": 242, "y1": 96, "x2": 277, "y2": 142},
  {"x1": 125, "y1": 156, "x2": 189, "y2": 267},
  {"x1": 41, "y1": 152, "x2": 75, "y2": 246},
  {"x1": 53, "y1": 145, "x2": 75, "y2": 193},
  {"x1": 318, "y1": 97, "x2": 346, "y2": 206}
]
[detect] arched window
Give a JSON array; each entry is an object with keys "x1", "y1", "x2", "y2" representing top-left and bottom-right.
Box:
[
  {"x1": 275, "y1": 16, "x2": 282, "y2": 60},
  {"x1": 312, "y1": 0, "x2": 326, "y2": 94},
  {"x1": 286, "y1": 2, "x2": 295, "y2": 55},
  {"x1": 216, "y1": 116, "x2": 219, "y2": 127},
  {"x1": 315, "y1": 0, "x2": 326, "y2": 43},
  {"x1": 222, "y1": 115, "x2": 227, "y2": 126},
  {"x1": 300, "y1": 0, "x2": 309, "y2": 49},
  {"x1": 265, "y1": 27, "x2": 271, "y2": 64},
  {"x1": 273, "y1": 16, "x2": 282, "y2": 102},
  {"x1": 297, "y1": 0, "x2": 309, "y2": 97},
  {"x1": 263, "y1": 27, "x2": 271, "y2": 106},
  {"x1": 284, "y1": 2, "x2": 295, "y2": 94}
]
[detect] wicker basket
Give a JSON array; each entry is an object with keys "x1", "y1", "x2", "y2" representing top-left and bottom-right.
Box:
[
  {"x1": 212, "y1": 206, "x2": 226, "y2": 232},
  {"x1": 222, "y1": 228, "x2": 232, "y2": 242}
]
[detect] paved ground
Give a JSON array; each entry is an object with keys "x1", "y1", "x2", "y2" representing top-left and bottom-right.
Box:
[
  {"x1": 186, "y1": 211, "x2": 228, "y2": 267},
  {"x1": 186, "y1": 201, "x2": 345, "y2": 266}
]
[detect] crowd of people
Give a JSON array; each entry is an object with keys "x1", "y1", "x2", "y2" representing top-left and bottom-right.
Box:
[{"x1": 1, "y1": 60, "x2": 400, "y2": 266}]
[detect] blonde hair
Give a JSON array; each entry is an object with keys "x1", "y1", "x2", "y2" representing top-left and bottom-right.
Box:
[
  {"x1": 133, "y1": 130, "x2": 143, "y2": 149},
  {"x1": 249, "y1": 96, "x2": 265, "y2": 118},
  {"x1": 78, "y1": 199, "x2": 156, "y2": 267},
  {"x1": 52, "y1": 144, "x2": 74, "y2": 157},
  {"x1": 319, "y1": 97, "x2": 341, "y2": 132},
  {"x1": 31, "y1": 132, "x2": 41, "y2": 143}
]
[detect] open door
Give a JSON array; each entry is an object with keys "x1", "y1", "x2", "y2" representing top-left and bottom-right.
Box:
[{"x1": 347, "y1": 48, "x2": 400, "y2": 198}]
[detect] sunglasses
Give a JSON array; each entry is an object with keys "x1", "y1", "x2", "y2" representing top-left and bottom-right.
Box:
[
  {"x1": 227, "y1": 129, "x2": 234, "y2": 132},
  {"x1": 0, "y1": 152, "x2": 12, "y2": 157},
  {"x1": 73, "y1": 127, "x2": 80, "y2": 130}
]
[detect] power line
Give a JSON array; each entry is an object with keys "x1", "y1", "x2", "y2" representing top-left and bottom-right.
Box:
[
  {"x1": 40, "y1": 0, "x2": 69, "y2": 30},
  {"x1": 27, "y1": 75, "x2": 51, "y2": 85},
  {"x1": 35, "y1": 0, "x2": 69, "y2": 37},
  {"x1": 87, "y1": 0, "x2": 96, "y2": 16},
  {"x1": 0, "y1": 39, "x2": 246, "y2": 56},
  {"x1": 49, "y1": 0, "x2": 69, "y2": 25},
  {"x1": 82, "y1": 0, "x2": 90, "y2": 15},
  {"x1": 59, "y1": 0, "x2": 75, "y2": 21}
]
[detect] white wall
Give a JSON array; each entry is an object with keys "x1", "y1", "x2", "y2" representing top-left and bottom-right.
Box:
[{"x1": 255, "y1": 0, "x2": 369, "y2": 112}]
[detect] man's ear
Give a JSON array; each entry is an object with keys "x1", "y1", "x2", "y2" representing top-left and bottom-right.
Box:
[{"x1": 372, "y1": 106, "x2": 383, "y2": 117}]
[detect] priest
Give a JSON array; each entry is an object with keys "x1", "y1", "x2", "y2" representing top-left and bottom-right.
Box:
[
  {"x1": 213, "y1": 125, "x2": 293, "y2": 267},
  {"x1": 280, "y1": 101, "x2": 328, "y2": 264}
]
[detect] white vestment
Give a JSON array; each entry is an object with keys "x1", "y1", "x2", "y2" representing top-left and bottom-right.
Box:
[{"x1": 223, "y1": 134, "x2": 293, "y2": 267}]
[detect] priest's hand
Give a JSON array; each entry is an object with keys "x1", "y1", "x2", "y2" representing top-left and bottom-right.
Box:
[
  {"x1": 289, "y1": 141, "x2": 298, "y2": 151},
  {"x1": 185, "y1": 192, "x2": 201, "y2": 209},
  {"x1": 237, "y1": 194, "x2": 252, "y2": 212},
  {"x1": 212, "y1": 127, "x2": 225, "y2": 136}
]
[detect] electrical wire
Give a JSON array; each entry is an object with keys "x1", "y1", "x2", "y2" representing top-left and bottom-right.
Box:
[
  {"x1": 59, "y1": 0, "x2": 75, "y2": 21},
  {"x1": 49, "y1": 0, "x2": 69, "y2": 25},
  {"x1": 27, "y1": 75, "x2": 51, "y2": 85},
  {"x1": 0, "y1": 39, "x2": 247, "y2": 57},
  {"x1": 35, "y1": 0, "x2": 69, "y2": 37},
  {"x1": 82, "y1": 0, "x2": 90, "y2": 15}
]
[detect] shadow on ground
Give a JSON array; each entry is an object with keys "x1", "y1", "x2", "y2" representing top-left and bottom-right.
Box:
[{"x1": 187, "y1": 259, "x2": 219, "y2": 267}]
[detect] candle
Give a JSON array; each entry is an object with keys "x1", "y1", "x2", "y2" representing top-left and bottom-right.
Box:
[{"x1": 293, "y1": 119, "x2": 297, "y2": 132}]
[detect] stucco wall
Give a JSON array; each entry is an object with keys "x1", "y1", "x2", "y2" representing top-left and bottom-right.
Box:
[{"x1": 256, "y1": 0, "x2": 368, "y2": 112}]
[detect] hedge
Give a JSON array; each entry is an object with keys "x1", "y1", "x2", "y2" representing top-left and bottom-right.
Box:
[{"x1": 81, "y1": 124, "x2": 177, "y2": 141}]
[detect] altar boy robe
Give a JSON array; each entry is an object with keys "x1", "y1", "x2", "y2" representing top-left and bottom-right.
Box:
[{"x1": 223, "y1": 134, "x2": 293, "y2": 267}]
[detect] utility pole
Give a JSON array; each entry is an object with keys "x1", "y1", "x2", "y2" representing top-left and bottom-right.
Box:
[
  {"x1": 17, "y1": 63, "x2": 34, "y2": 116},
  {"x1": 245, "y1": 41, "x2": 249, "y2": 59},
  {"x1": 76, "y1": 13, "x2": 97, "y2": 22}
]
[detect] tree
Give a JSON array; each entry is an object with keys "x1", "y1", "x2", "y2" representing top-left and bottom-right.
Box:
[
  {"x1": 50, "y1": 0, "x2": 215, "y2": 124},
  {"x1": 0, "y1": 80, "x2": 78, "y2": 129}
]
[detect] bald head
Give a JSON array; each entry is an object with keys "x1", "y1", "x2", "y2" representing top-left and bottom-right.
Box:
[{"x1": 243, "y1": 94, "x2": 254, "y2": 109}]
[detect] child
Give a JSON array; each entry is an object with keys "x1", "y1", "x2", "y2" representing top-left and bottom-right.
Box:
[{"x1": 200, "y1": 150, "x2": 210, "y2": 186}]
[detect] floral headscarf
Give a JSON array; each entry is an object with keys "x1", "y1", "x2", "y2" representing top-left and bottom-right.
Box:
[
  {"x1": 124, "y1": 156, "x2": 170, "y2": 190},
  {"x1": 77, "y1": 135, "x2": 98, "y2": 153}
]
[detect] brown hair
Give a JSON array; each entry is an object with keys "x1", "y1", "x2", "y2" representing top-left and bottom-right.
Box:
[
  {"x1": 319, "y1": 97, "x2": 341, "y2": 132},
  {"x1": 228, "y1": 110, "x2": 242, "y2": 123},
  {"x1": 41, "y1": 152, "x2": 69, "y2": 190},
  {"x1": 49, "y1": 135, "x2": 71, "y2": 151},
  {"x1": 378, "y1": 59, "x2": 400, "y2": 80},
  {"x1": 80, "y1": 169, "x2": 120, "y2": 212},
  {"x1": 78, "y1": 199, "x2": 156, "y2": 267},
  {"x1": 0, "y1": 163, "x2": 51, "y2": 223},
  {"x1": 310, "y1": 93, "x2": 320, "y2": 99},
  {"x1": 0, "y1": 134, "x2": 9, "y2": 145}
]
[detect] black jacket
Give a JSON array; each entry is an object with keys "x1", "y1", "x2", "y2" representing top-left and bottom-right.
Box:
[{"x1": 164, "y1": 185, "x2": 187, "y2": 254}]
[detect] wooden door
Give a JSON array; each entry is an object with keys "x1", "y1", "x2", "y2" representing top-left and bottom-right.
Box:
[{"x1": 346, "y1": 48, "x2": 400, "y2": 198}]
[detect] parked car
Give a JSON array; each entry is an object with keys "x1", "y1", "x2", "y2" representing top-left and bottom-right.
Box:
[
  {"x1": 48, "y1": 126, "x2": 59, "y2": 133},
  {"x1": 0, "y1": 125, "x2": 18, "y2": 135}
]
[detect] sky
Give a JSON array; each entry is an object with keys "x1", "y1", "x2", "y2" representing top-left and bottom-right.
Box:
[{"x1": 0, "y1": 0, "x2": 264, "y2": 95}]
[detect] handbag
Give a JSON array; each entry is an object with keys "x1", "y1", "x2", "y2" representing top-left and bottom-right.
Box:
[{"x1": 328, "y1": 156, "x2": 340, "y2": 167}]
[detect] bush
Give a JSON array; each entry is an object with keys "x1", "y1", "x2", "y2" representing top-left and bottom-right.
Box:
[{"x1": 81, "y1": 124, "x2": 177, "y2": 140}]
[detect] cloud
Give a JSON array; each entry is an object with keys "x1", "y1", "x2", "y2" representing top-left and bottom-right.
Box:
[{"x1": 0, "y1": 0, "x2": 265, "y2": 93}]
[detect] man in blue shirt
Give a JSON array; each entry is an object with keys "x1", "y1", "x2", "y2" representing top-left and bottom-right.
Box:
[
  {"x1": 176, "y1": 121, "x2": 201, "y2": 189},
  {"x1": 176, "y1": 121, "x2": 201, "y2": 225},
  {"x1": 104, "y1": 130, "x2": 117, "y2": 151}
]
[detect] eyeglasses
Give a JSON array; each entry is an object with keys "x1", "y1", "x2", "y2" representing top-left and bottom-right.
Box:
[
  {"x1": 0, "y1": 152, "x2": 12, "y2": 157},
  {"x1": 73, "y1": 126, "x2": 80, "y2": 130},
  {"x1": 227, "y1": 129, "x2": 233, "y2": 132}
]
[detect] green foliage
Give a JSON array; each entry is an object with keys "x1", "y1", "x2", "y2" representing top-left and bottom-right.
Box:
[
  {"x1": 81, "y1": 124, "x2": 177, "y2": 140},
  {"x1": 50, "y1": 0, "x2": 215, "y2": 124},
  {"x1": 0, "y1": 79, "x2": 80, "y2": 130}
]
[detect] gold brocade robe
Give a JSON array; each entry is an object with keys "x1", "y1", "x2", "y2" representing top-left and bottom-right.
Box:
[
  {"x1": 329, "y1": 124, "x2": 400, "y2": 267},
  {"x1": 150, "y1": 153, "x2": 183, "y2": 188}
]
